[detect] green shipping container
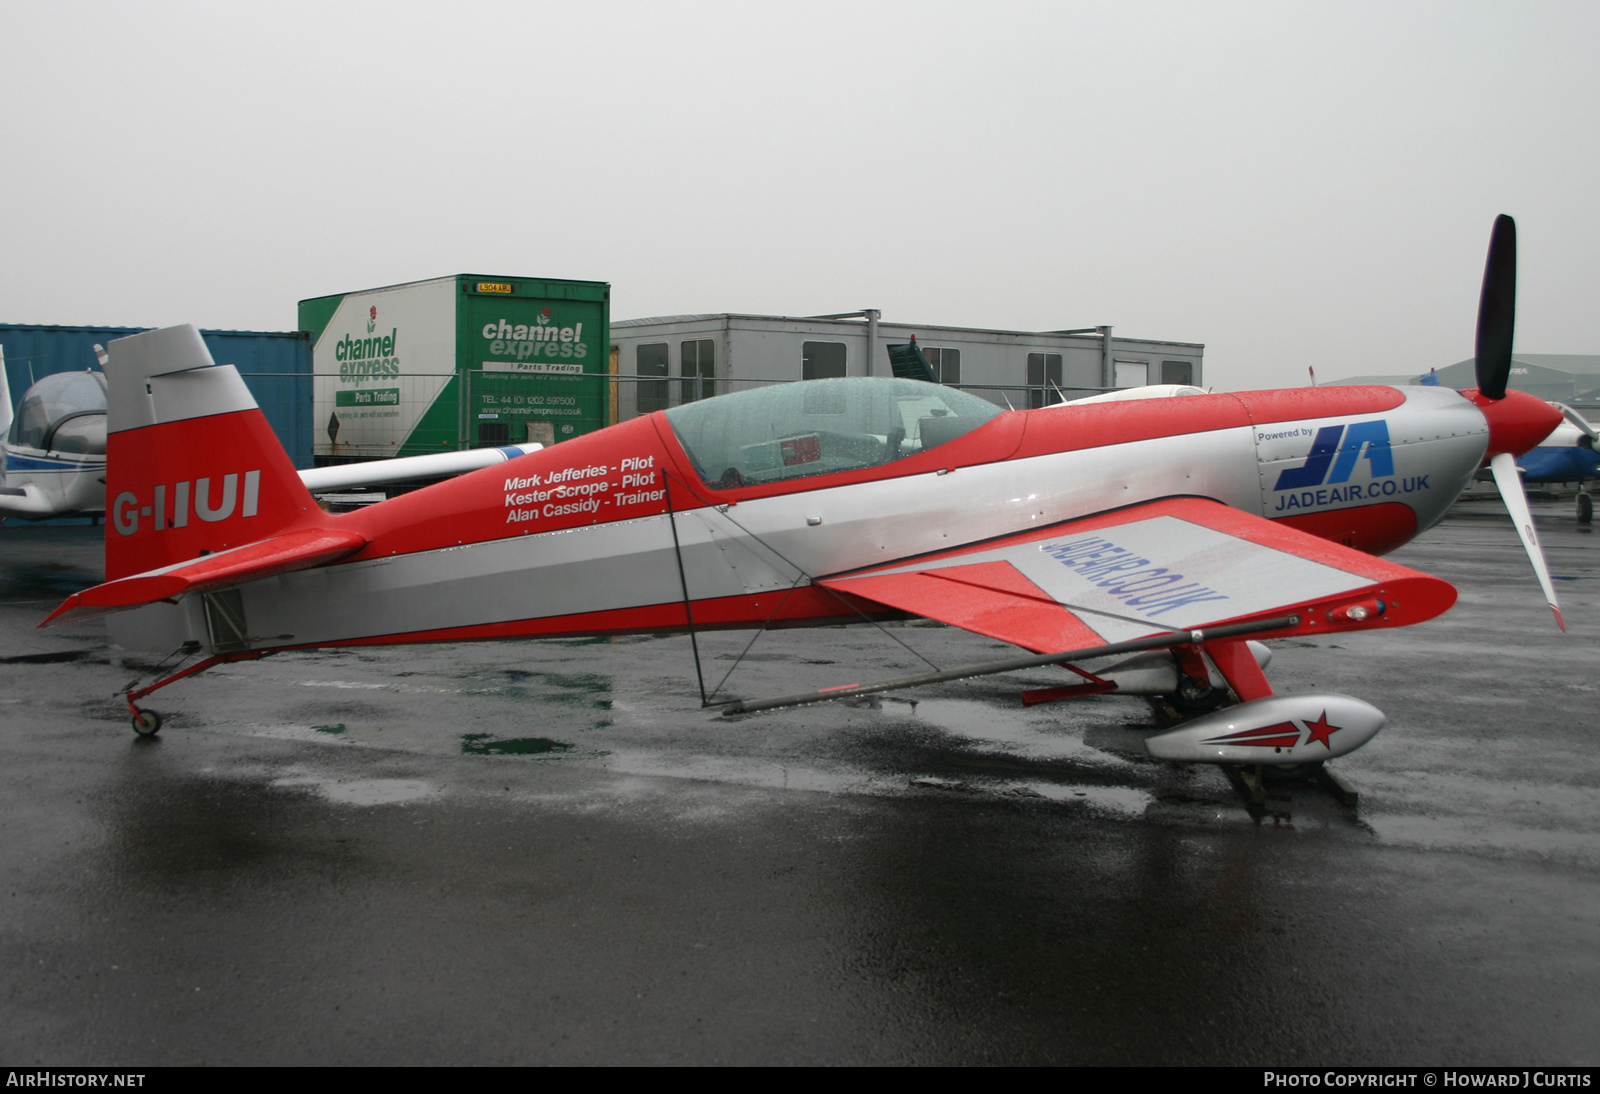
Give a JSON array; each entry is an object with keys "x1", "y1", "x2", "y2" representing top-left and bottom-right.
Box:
[{"x1": 299, "y1": 274, "x2": 610, "y2": 461}]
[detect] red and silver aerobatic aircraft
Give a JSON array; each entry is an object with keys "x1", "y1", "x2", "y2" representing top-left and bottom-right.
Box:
[{"x1": 45, "y1": 217, "x2": 1564, "y2": 768}]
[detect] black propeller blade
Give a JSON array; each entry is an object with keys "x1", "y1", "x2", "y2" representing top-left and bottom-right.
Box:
[{"x1": 1475, "y1": 214, "x2": 1517, "y2": 400}]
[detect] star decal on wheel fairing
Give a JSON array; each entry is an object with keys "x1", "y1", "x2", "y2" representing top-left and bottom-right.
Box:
[{"x1": 1302, "y1": 710, "x2": 1342, "y2": 750}]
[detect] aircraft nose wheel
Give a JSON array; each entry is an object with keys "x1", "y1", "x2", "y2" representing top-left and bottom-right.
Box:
[{"x1": 131, "y1": 710, "x2": 163, "y2": 737}]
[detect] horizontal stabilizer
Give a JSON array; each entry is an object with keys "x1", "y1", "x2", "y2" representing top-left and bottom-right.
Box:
[{"x1": 41, "y1": 527, "x2": 368, "y2": 627}]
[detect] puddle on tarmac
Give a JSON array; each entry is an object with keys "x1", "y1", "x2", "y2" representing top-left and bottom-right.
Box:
[
  {"x1": 502, "y1": 670, "x2": 612, "y2": 707},
  {"x1": 0, "y1": 649, "x2": 93, "y2": 665},
  {"x1": 271, "y1": 772, "x2": 437, "y2": 806},
  {"x1": 460, "y1": 733, "x2": 573, "y2": 756},
  {"x1": 1013, "y1": 782, "x2": 1155, "y2": 815},
  {"x1": 601, "y1": 748, "x2": 875, "y2": 796},
  {"x1": 296, "y1": 680, "x2": 388, "y2": 690},
  {"x1": 898, "y1": 695, "x2": 1140, "y2": 767}
]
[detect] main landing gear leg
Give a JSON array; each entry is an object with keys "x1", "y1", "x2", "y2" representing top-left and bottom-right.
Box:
[
  {"x1": 1169, "y1": 643, "x2": 1231, "y2": 715},
  {"x1": 1192, "y1": 638, "x2": 1360, "y2": 810},
  {"x1": 1227, "y1": 764, "x2": 1269, "y2": 807}
]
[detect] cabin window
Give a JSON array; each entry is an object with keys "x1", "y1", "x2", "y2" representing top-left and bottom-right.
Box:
[
  {"x1": 665, "y1": 376, "x2": 1002, "y2": 489},
  {"x1": 802, "y1": 341, "x2": 847, "y2": 380},
  {"x1": 43, "y1": 414, "x2": 107, "y2": 455},
  {"x1": 637, "y1": 343, "x2": 669, "y2": 414},
  {"x1": 923, "y1": 347, "x2": 961, "y2": 385},
  {"x1": 1026, "y1": 353, "x2": 1062, "y2": 408},
  {"x1": 681, "y1": 339, "x2": 715, "y2": 403}
]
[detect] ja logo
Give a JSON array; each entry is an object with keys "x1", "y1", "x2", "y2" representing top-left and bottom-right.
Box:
[{"x1": 1274, "y1": 421, "x2": 1395, "y2": 490}]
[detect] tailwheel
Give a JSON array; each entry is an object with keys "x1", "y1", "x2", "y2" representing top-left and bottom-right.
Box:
[{"x1": 118, "y1": 651, "x2": 237, "y2": 740}]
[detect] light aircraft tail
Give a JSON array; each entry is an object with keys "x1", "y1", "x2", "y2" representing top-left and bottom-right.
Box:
[
  {"x1": 100, "y1": 325, "x2": 327, "y2": 580},
  {"x1": 43, "y1": 326, "x2": 367, "y2": 627},
  {"x1": 0, "y1": 343, "x2": 12, "y2": 443}
]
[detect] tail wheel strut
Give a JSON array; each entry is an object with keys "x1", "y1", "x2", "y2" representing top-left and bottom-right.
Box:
[{"x1": 122, "y1": 651, "x2": 264, "y2": 737}]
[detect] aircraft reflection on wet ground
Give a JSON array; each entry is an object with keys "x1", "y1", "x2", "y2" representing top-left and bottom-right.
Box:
[{"x1": 1, "y1": 503, "x2": 1598, "y2": 1065}]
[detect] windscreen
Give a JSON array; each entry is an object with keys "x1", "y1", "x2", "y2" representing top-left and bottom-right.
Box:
[{"x1": 664, "y1": 377, "x2": 1002, "y2": 489}]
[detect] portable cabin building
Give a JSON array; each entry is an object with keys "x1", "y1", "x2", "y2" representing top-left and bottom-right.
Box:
[
  {"x1": 607, "y1": 313, "x2": 1203, "y2": 421},
  {"x1": 299, "y1": 275, "x2": 611, "y2": 462}
]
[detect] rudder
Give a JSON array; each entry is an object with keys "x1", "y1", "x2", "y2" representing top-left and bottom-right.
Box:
[{"x1": 104, "y1": 325, "x2": 321, "y2": 581}]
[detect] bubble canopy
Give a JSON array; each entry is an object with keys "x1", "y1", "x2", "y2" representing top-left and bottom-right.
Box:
[
  {"x1": 8, "y1": 371, "x2": 108, "y2": 455},
  {"x1": 663, "y1": 377, "x2": 1003, "y2": 489}
]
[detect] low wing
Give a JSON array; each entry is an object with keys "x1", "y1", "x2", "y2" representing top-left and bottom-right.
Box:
[
  {"x1": 0, "y1": 484, "x2": 58, "y2": 516},
  {"x1": 41, "y1": 527, "x2": 369, "y2": 627},
  {"x1": 815, "y1": 497, "x2": 1456, "y2": 653},
  {"x1": 297, "y1": 444, "x2": 542, "y2": 493}
]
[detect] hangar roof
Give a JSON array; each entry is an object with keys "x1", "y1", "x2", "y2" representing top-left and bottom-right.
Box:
[{"x1": 1331, "y1": 355, "x2": 1600, "y2": 402}]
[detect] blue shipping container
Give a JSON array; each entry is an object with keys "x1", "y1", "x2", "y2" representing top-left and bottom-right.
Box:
[{"x1": 0, "y1": 324, "x2": 313, "y2": 469}]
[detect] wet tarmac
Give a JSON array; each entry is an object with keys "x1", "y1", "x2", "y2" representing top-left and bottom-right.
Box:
[{"x1": 2, "y1": 497, "x2": 1598, "y2": 1065}]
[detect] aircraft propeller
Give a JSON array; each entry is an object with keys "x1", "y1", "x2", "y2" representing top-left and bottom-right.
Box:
[
  {"x1": 1467, "y1": 214, "x2": 1567, "y2": 630},
  {"x1": 1475, "y1": 215, "x2": 1517, "y2": 399}
]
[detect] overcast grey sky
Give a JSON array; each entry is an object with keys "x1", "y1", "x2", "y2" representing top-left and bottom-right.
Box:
[{"x1": 3, "y1": 0, "x2": 1596, "y2": 390}]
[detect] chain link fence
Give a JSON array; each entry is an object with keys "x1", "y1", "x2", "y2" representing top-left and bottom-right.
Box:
[{"x1": 248, "y1": 371, "x2": 1122, "y2": 467}]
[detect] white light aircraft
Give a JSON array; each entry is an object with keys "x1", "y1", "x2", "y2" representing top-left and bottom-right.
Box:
[
  {"x1": 0, "y1": 343, "x2": 541, "y2": 522},
  {"x1": 0, "y1": 348, "x2": 109, "y2": 520}
]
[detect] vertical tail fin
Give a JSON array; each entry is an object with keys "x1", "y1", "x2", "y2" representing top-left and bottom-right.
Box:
[
  {"x1": 104, "y1": 325, "x2": 322, "y2": 581},
  {"x1": 0, "y1": 343, "x2": 13, "y2": 444}
]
